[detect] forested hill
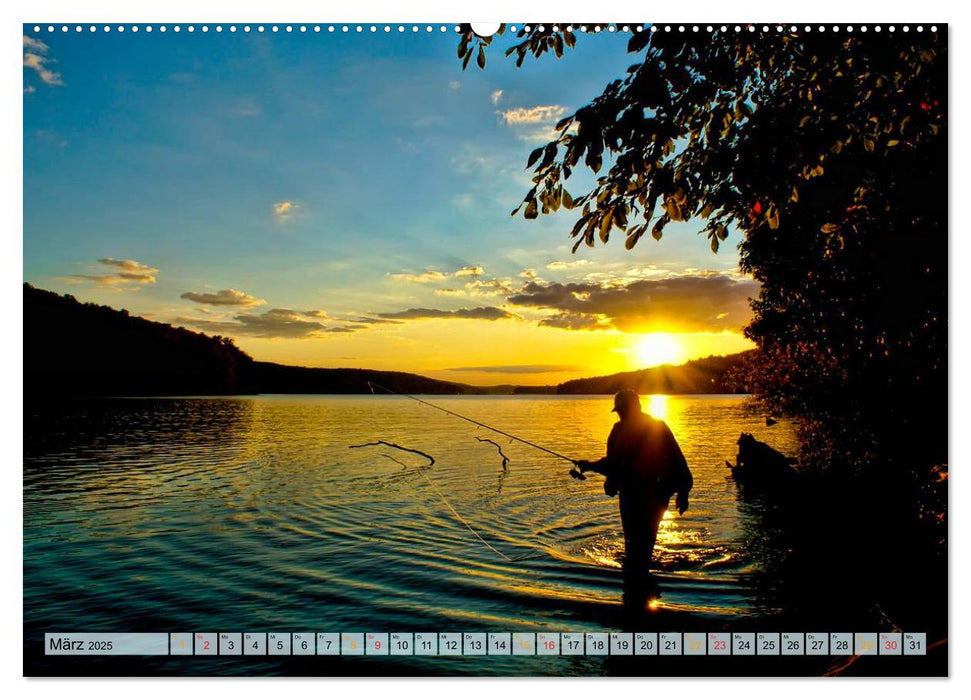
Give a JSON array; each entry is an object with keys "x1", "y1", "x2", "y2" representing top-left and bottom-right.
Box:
[
  {"x1": 556, "y1": 352, "x2": 754, "y2": 395},
  {"x1": 24, "y1": 284, "x2": 751, "y2": 397},
  {"x1": 23, "y1": 284, "x2": 472, "y2": 396}
]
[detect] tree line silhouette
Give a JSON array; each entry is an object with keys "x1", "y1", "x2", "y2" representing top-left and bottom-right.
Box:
[
  {"x1": 24, "y1": 284, "x2": 752, "y2": 398},
  {"x1": 23, "y1": 284, "x2": 470, "y2": 397}
]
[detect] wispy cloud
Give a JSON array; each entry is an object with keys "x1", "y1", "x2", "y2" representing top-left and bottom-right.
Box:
[
  {"x1": 301, "y1": 309, "x2": 332, "y2": 319},
  {"x1": 448, "y1": 80, "x2": 461, "y2": 90},
  {"x1": 273, "y1": 201, "x2": 298, "y2": 219},
  {"x1": 23, "y1": 36, "x2": 48, "y2": 51},
  {"x1": 176, "y1": 308, "x2": 325, "y2": 339},
  {"x1": 57, "y1": 258, "x2": 158, "y2": 289},
  {"x1": 500, "y1": 105, "x2": 566, "y2": 124},
  {"x1": 547, "y1": 260, "x2": 593, "y2": 271},
  {"x1": 498, "y1": 104, "x2": 570, "y2": 142},
  {"x1": 180, "y1": 288, "x2": 266, "y2": 308},
  {"x1": 98, "y1": 258, "x2": 157, "y2": 282},
  {"x1": 350, "y1": 317, "x2": 403, "y2": 325},
  {"x1": 24, "y1": 85, "x2": 36, "y2": 94},
  {"x1": 23, "y1": 35, "x2": 64, "y2": 86},
  {"x1": 377, "y1": 306, "x2": 518, "y2": 321},
  {"x1": 434, "y1": 278, "x2": 514, "y2": 298},
  {"x1": 491, "y1": 89, "x2": 503, "y2": 105},
  {"x1": 389, "y1": 265, "x2": 484, "y2": 283}
]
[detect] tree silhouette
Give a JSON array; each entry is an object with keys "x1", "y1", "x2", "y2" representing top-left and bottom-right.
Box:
[{"x1": 461, "y1": 24, "x2": 947, "y2": 476}]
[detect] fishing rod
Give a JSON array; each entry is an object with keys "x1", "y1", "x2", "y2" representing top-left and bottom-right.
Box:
[{"x1": 366, "y1": 381, "x2": 579, "y2": 464}]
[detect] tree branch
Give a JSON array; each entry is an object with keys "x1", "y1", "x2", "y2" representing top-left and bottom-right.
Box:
[
  {"x1": 349, "y1": 440, "x2": 436, "y2": 466},
  {"x1": 476, "y1": 436, "x2": 510, "y2": 469}
]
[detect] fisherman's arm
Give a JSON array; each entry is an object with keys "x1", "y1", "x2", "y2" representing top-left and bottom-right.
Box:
[
  {"x1": 666, "y1": 424, "x2": 693, "y2": 514},
  {"x1": 574, "y1": 424, "x2": 621, "y2": 477}
]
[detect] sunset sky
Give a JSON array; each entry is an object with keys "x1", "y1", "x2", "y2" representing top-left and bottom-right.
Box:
[{"x1": 23, "y1": 25, "x2": 756, "y2": 386}]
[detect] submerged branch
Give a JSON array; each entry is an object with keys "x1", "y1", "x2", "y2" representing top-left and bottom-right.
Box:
[
  {"x1": 381, "y1": 453, "x2": 411, "y2": 470},
  {"x1": 349, "y1": 440, "x2": 436, "y2": 466},
  {"x1": 476, "y1": 436, "x2": 510, "y2": 469}
]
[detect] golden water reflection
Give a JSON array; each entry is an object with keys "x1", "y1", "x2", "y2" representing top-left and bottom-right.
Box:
[
  {"x1": 645, "y1": 394, "x2": 670, "y2": 421},
  {"x1": 25, "y1": 395, "x2": 803, "y2": 643}
]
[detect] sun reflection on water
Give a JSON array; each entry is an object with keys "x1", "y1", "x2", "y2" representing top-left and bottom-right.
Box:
[{"x1": 645, "y1": 394, "x2": 670, "y2": 421}]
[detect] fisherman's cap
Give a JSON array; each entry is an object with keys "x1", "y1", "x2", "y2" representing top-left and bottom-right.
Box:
[{"x1": 612, "y1": 389, "x2": 640, "y2": 412}]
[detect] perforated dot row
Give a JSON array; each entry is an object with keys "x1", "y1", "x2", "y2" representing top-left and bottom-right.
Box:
[
  {"x1": 30, "y1": 24, "x2": 940, "y2": 35},
  {"x1": 31, "y1": 24, "x2": 461, "y2": 34}
]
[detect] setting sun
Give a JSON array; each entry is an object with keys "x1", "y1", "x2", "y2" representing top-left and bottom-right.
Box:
[{"x1": 634, "y1": 332, "x2": 684, "y2": 368}]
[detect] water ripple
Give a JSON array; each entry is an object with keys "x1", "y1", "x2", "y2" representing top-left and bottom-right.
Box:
[{"x1": 25, "y1": 395, "x2": 800, "y2": 673}]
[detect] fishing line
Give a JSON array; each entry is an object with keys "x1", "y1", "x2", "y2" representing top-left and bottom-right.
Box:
[
  {"x1": 366, "y1": 381, "x2": 576, "y2": 464},
  {"x1": 415, "y1": 468, "x2": 516, "y2": 562},
  {"x1": 417, "y1": 470, "x2": 548, "y2": 563},
  {"x1": 360, "y1": 381, "x2": 556, "y2": 563}
]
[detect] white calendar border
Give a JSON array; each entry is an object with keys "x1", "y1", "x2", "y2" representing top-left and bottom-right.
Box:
[{"x1": 5, "y1": 0, "x2": 965, "y2": 698}]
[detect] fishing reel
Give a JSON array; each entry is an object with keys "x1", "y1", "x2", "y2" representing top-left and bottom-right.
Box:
[{"x1": 568, "y1": 468, "x2": 587, "y2": 480}]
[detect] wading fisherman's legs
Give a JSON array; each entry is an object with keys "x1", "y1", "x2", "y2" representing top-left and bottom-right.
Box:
[{"x1": 619, "y1": 493, "x2": 667, "y2": 611}]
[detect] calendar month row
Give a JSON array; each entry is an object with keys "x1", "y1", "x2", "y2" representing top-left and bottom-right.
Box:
[{"x1": 46, "y1": 632, "x2": 927, "y2": 657}]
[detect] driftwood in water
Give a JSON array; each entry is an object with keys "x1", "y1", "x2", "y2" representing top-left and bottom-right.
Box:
[
  {"x1": 475, "y1": 436, "x2": 510, "y2": 469},
  {"x1": 349, "y1": 440, "x2": 436, "y2": 466},
  {"x1": 381, "y1": 453, "x2": 411, "y2": 470}
]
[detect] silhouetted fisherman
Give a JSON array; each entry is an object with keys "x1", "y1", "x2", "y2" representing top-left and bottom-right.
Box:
[{"x1": 573, "y1": 389, "x2": 693, "y2": 611}]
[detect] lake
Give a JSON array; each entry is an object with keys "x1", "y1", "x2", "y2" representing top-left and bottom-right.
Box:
[{"x1": 24, "y1": 394, "x2": 801, "y2": 675}]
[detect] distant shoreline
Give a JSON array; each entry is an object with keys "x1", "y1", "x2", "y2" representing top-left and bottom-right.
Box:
[{"x1": 24, "y1": 283, "x2": 754, "y2": 398}]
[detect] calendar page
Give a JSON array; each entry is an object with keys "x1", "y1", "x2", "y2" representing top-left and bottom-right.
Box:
[{"x1": 22, "y1": 13, "x2": 947, "y2": 679}]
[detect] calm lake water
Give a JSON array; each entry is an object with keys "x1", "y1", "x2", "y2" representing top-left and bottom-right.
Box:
[{"x1": 24, "y1": 394, "x2": 800, "y2": 675}]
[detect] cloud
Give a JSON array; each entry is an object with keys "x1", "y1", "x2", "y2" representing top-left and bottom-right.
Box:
[
  {"x1": 24, "y1": 85, "x2": 35, "y2": 94},
  {"x1": 491, "y1": 89, "x2": 503, "y2": 105},
  {"x1": 434, "y1": 278, "x2": 514, "y2": 298},
  {"x1": 500, "y1": 105, "x2": 567, "y2": 124},
  {"x1": 176, "y1": 309, "x2": 325, "y2": 339},
  {"x1": 507, "y1": 274, "x2": 759, "y2": 333},
  {"x1": 377, "y1": 306, "x2": 518, "y2": 321},
  {"x1": 23, "y1": 36, "x2": 48, "y2": 51},
  {"x1": 447, "y1": 364, "x2": 584, "y2": 374},
  {"x1": 273, "y1": 201, "x2": 298, "y2": 219},
  {"x1": 97, "y1": 258, "x2": 158, "y2": 282},
  {"x1": 23, "y1": 35, "x2": 63, "y2": 86},
  {"x1": 391, "y1": 264, "x2": 511, "y2": 299},
  {"x1": 180, "y1": 288, "x2": 266, "y2": 308},
  {"x1": 57, "y1": 258, "x2": 158, "y2": 289},
  {"x1": 389, "y1": 265, "x2": 484, "y2": 283},
  {"x1": 448, "y1": 80, "x2": 461, "y2": 90},
  {"x1": 389, "y1": 270, "x2": 449, "y2": 283},
  {"x1": 350, "y1": 317, "x2": 403, "y2": 325},
  {"x1": 534, "y1": 311, "x2": 609, "y2": 330},
  {"x1": 547, "y1": 260, "x2": 593, "y2": 271},
  {"x1": 323, "y1": 324, "x2": 369, "y2": 333},
  {"x1": 498, "y1": 104, "x2": 573, "y2": 142}
]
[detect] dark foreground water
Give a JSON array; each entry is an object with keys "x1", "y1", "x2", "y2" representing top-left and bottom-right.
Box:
[{"x1": 25, "y1": 394, "x2": 806, "y2": 675}]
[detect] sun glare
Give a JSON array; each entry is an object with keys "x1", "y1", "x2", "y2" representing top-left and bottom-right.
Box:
[
  {"x1": 633, "y1": 332, "x2": 683, "y2": 368},
  {"x1": 645, "y1": 394, "x2": 670, "y2": 421}
]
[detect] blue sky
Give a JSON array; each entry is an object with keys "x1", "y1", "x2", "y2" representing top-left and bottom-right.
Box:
[{"x1": 24, "y1": 25, "x2": 753, "y2": 384}]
